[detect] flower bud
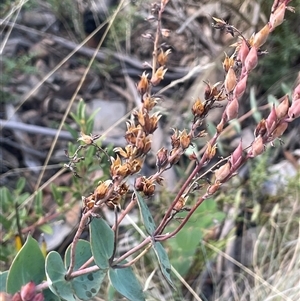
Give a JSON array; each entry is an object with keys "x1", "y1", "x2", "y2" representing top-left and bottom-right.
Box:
[
  {"x1": 224, "y1": 67, "x2": 237, "y2": 93},
  {"x1": 173, "y1": 196, "x2": 187, "y2": 211},
  {"x1": 214, "y1": 162, "x2": 231, "y2": 183},
  {"x1": 237, "y1": 39, "x2": 249, "y2": 65},
  {"x1": 12, "y1": 293, "x2": 22, "y2": 301},
  {"x1": 269, "y1": 3, "x2": 286, "y2": 32},
  {"x1": 253, "y1": 23, "x2": 270, "y2": 48},
  {"x1": 225, "y1": 97, "x2": 239, "y2": 120},
  {"x1": 275, "y1": 94, "x2": 290, "y2": 119},
  {"x1": 234, "y1": 74, "x2": 248, "y2": 99},
  {"x1": 249, "y1": 136, "x2": 264, "y2": 157},
  {"x1": 244, "y1": 46, "x2": 258, "y2": 73},
  {"x1": 156, "y1": 147, "x2": 169, "y2": 170},
  {"x1": 292, "y1": 82, "x2": 300, "y2": 100},
  {"x1": 266, "y1": 106, "x2": 278, "y2": 132},
  {"x1": 222, "y1": 53, "x2": 234, "y2": 72},
  {"x1": 288, "y1": 98, "x2": 300, "y2": 119},
  {"x1": 134, "y1": 176, "x2": 145, "y2": 191},
  {"x1": 207, "y1": 182, "x2": 221, "y2": 195},
  {"x1": 272, "y1": 122, "x2": 288, "y2": 139},
  {"x1": 20, "y1": 282, "x2": 36, "y2": 301},
  {"x1": 230, "y1": 140, "x2": 243, "y2": 167}
]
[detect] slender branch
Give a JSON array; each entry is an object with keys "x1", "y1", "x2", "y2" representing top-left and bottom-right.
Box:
[
  {"x1": 65, "y1": 210, "x2": 92, "y2": 279},
  {"x1": 113, "y1": 244, "x2": 152, "y2": 268},
  {"x1": 111, "y1": 237, "x2": 152, "y2": 266}
]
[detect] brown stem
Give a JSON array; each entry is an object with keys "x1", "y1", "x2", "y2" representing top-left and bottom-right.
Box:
[
  {"x1": 65, "y1": 210, "x2": 92, "y2": 279},
  {"x1": 111, "y1": 237, "x2": 152, "y2": 266}
]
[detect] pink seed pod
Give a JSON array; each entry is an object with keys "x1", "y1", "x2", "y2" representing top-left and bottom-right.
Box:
[
  {"x1": 266, "y1": 105, "x2": 278, "y2": 133},
  {"x1": 234, "y1": 74, "x2": 248, "y2": 100},
  {"x1": 269, "y1": 2, "x2": 286, "y2": 32},
  {"x1": 244, "y1": 46, "x2": 258, "y2": 73},
  {"x1": 20, "y1": 282, "x2": 36, "y2": 301},
  {"x1": 237, "y1": 39, "x2": 249, "y2": 65},
  {"x1": 249, "y1": 136, "x2": 265, "y2": 157},
  {"x1": 288, "y1": 98, "x2": 300, "y2": 119},
  {"x1": 214, "y1": 162, "x2": 231, "y2": 183},
  {"x1": 225, "y1": 97, "x2": 239, "y2": 121},
  {"x1": 272, "y1": 121, "x2": 288, "y2": 139},
  {"x1": 230, "y1": 140, "x2": 243, "y2": 168},
  {"x1": 275, "y1": 95, "x2": 290, "y2": 119}
]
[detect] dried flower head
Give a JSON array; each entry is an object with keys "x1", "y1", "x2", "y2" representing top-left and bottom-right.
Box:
[
  {"x1": 137, "y1": 71, "x2": 149, "y2": 95},
  {"x1": 179, "y1": 130, "x2": 191, "y2": 150},
  {"x1": 223, "y1": 52, "x2": 235, "y2": 72},
  {"x1": 157, "y1": 49, "x2": 171, "y2": 66},
  {"x1": 151, "y1": 66, "x2": 167, "y2": 86},
  {"x1": 254, "y1": 119, "x2": 267, "y2": 138},
  {"x1": 95, "y1": 180, "x2": 113, "y2": 200},
  {"x1": 205, "y1": 142, "x2": 217, "y2": 161},
  {"x1": 156, "y1": 147, "x2": 169, "y2": 170},
  {"x1": 192, "y1": 98, "x2": 205, "y2": 117},
  {"x1": 77, "y1": 132, "x2": 93, "y2": 145}
]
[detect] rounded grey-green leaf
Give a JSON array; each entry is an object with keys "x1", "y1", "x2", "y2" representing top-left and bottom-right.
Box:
[{"x1": 109, "y1": 266, "x2": 145, "y2": 301}]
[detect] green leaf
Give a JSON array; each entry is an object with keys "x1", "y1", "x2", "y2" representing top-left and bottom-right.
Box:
[
  {"x1": 64, "y1": 240, "x2": 106, "y2": 300},
  {"x1": 0, "y1": 213, "x2": 11, "y2": 230},
  {"x1": 152, "y1": 242, "x2": 175, "y2": 289},
  {"x1": 7, "y1": 235, "x2": 45, "y2": 294},
  {"x1": 35, "y1": 190, "x2": 43, "y2": 215},
  {"x1": 0, "y1": 271, "x2": 8, "y2": 292},
  {"x1": 64, "y1": 123, "x2": 79, "y2": 140},
  {"x1": 45, "y1": 251, "x2": 76, "y2": 301},
  {"x1": 43, "y1": 288, "x2": 61, "y2": 301},
  {"x1": 38, "y1": 224, "x2": 53, "y2": 235},
  {"x1": 1, "y1": 187, "x2": 13, "y2": 205},
  {"x1": 109, "y1": 266, "x2": 145, "y2": 301},
  {"x1": 16, "y1": 178, "x2": 26, "y2": 194},
  {"x1": 134, "y1": 189, "x2": 156, "y2": 235},
  {"x1": 90, "y1": 218, "x2": 114, "y2": 269}
]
